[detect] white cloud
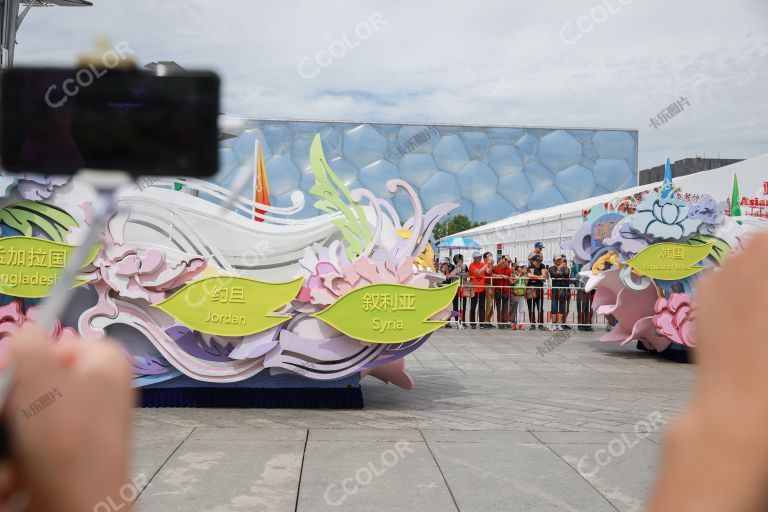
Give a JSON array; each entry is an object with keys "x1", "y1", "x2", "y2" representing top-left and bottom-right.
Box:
[{"x1": 14, "y1": 0, "x2": 768, "y2": 169}]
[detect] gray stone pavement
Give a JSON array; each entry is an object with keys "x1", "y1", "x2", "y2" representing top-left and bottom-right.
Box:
[{"x1": 132, "y1": 329, "x2": 696, "y2": 511}]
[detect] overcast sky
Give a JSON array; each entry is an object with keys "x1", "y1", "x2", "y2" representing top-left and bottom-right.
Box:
[{"x1": 15, "y1": 0, "x2": 768, "y2": 169}]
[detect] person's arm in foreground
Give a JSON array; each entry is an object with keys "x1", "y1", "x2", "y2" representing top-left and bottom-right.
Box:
[
  {"x1": 0, "y1": 327, "x2": 135, "y2": 512},
  {"x1": 648, "y1": 233, "x2": 768, "y2": 512}
]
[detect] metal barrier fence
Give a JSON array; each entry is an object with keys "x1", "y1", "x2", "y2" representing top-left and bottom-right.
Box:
[{"x1": 444, "y1": 277, "x2": 610, "y2": 331}]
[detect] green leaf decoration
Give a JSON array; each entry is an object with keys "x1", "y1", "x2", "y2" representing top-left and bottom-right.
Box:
[
  {"x1": 685, "y1": 235, "x2": 731, "y2": 266},
  {"x1": 308, "y1": 134, "x2": 371, "y2": 260},
  {"x1": 0, "y1": 236, "x2": 98, "y2": 298},
  {"x1": 154, "y1": 276, "x2": 303, "y2": 337},
  {"x1": 625, "y1": 242, "x2": 713, "y2": 281},
  {"x1": 313, "y1": 282, "x2": 459, "y2": 343},
  {"x1": 0, "y1": 201, "x2": 78, "y2": 242}
]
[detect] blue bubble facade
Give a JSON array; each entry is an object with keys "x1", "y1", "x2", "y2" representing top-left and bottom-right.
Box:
[{"x1": 218, "y1": 120, "x2": 638, "y2": 223}]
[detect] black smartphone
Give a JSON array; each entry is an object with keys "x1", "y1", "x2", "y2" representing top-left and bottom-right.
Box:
[{"x1": 0, "y1": 67, "x2": 220, "y2": 176}]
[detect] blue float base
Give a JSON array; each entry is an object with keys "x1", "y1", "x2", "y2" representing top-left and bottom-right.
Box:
[{"x1": 140, "y1": 372, "x2": 364, "y2": 409}]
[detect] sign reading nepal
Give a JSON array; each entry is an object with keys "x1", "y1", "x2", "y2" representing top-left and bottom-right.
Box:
[
  {"x1": 0, "y1": 237, "x2": 97, "y2": 298},
  {"x1": 625, "y1": 242, "x2": 713, "y2": 280},
  {"x1": 155, "y1": 276, "x2": 304, "y2": 337},
  {"x1": 313, "y1": 282, "x2": 458, "y2": 343}
]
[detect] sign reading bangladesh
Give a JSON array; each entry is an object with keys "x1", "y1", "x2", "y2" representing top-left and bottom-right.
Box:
[
  {"x1": 313, "y1": 282, "x2": 458, "y2": 343},
  {"x1": 154, "y1": 276, "x2": 303, "y2": 337},
  {"x1": 625, "y1": 242, "x2": 713, "y2": 280},
  {"x1": 0, "y1": 236, "x2": 96, "y2": 298}
]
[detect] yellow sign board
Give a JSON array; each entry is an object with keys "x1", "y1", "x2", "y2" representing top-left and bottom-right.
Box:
[
  {"x1": 0, "y1": 236, "x2": 97, "y2": 298},
  {"x1": 313, "y1": 282, "x2": 458, "y2": 343},
  {"x1": 154, "y1": 276, "x2": 303, "y2": 337},
  {"x1": 625, "y1": 242, "x2": 712, "y2": 280}
]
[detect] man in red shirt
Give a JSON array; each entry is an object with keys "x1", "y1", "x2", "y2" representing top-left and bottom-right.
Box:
[
  {"x1": 492, "y1": 257, "x2": 513, "y2": 328},
  {"x1": 468, "y1": 252, "x2": 490, "y2": 329}
]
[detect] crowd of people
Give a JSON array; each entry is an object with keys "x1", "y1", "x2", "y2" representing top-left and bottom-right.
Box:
[{"x1": 439, "y1": 242, "x2": 596, "y2": 330}]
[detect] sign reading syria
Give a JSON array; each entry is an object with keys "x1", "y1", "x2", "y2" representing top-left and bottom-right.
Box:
[
  {"x1": 0, "y1": 237, "x2": 96, "y2": 298},
  {"x1": 625, "y1": 242, "x2": 712, "y2": 280},
  {"x1": 313, "y1": 282, "x2": 458, "y2": 343},
  {"x1": 154, "y1": 276, "x2": 304, "y2": 337}
]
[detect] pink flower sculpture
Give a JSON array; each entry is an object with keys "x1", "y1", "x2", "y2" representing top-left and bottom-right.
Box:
[
  {"x1": 312, "y1": 255, "x2": 433, "y2": 306},
  {"x1": 87, "y1": 246, "x2": 206, "y2": 303},
  {"x1": 74, "y1": 209, "x2": 207, "y2": 303},
  {"x1": 593, "y1": 270, "x2": 671, "y2": 352},
  {"x1": 0, "y1": 301, "x2": 78, "y2": 346},
  {"x1": 653, "y1": 293, "x2": 695, "y2": 348}
]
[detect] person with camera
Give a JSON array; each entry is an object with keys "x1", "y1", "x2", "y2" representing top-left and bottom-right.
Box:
[
  {"x1": 526, "y1": 255, "x2": 549, "y2": 330},
  {"x1": 468, "y1": 252, "x2": 489, "y2": 328},
  {"x1": 481, "y1": 252, "x2": 496, "y2": 329},
  {"x1": 511, "y1": 263, "x2": 528, "y2": 330},
  {"x1": 451, "y1": 254, "x2": 468, "y2": 327},
  {"x1": 549, "y1": 255, "x2": 570, "y2": 331},
  {"x1": 492, "y1": 256, "x2": 513, "y2": 328}
]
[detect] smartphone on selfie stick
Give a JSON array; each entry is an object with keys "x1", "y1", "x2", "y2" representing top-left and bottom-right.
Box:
[{"x1": 0, "y1": 65, "x2": 221, "y2": 456}]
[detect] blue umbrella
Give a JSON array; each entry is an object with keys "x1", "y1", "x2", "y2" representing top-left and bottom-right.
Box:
[{"x1": 440, "y1": 236, "x2": 481, "y2": 249}]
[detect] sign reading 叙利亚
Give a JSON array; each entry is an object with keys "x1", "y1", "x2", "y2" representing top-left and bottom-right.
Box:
[
  {"x1": 0, "y1": 237, "x2": 98, "y2": 298},
  {"x1": 625, "y1": 242, "x2": 713, "y2": 281},
  {"x1": 154, "y1": 276, "x2": 304, "y2": 337},
  {"x1": 313, "y1": 282, "x2": 458, "y2": 343}
]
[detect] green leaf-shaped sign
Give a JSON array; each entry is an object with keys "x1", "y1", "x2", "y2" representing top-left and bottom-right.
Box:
[
  {"x1": 312, "y1": 281, "x2": 458, "y2": 343},
  {"x1": 0, "y1": 236, "x2": 97, "y2": 298},
  {"x1": 625, "y1": 241, "x2": 713, "y2": 280},
  {"x1": 154, "y1": 276, "x2": 303, "y2": 337}
]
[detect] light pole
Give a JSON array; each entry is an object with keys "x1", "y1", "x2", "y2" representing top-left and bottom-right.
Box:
[{"x1": 0, "y1": 0, "x2": 92, "y2": 69}]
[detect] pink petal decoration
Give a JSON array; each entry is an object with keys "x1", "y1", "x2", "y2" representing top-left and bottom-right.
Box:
[
  {"x1": 353, "y1": 258, "x2": 379, "y2": 283},
  {"x1": 0, "y1": 301, "x2": 80, "y2": 348},
  {"x1": 653, "y1": 293, "x2": 696, "y2": 347},
  {"x1": 116, "y1": 255, "x2": 143, "y2": 276},
  {"x1": 141, "y1": 249, "x2": 166, "y2": 274},
  {"x1": 361, "y1": 357, "x2": 414, "y2": 390},
  {"x1": 630, "y1": 317, "x2": 672, "y2": 352}
]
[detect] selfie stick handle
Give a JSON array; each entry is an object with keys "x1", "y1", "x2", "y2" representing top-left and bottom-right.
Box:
[{"x1": 36, "y1": 172, "x2": 128, "y2": 329}]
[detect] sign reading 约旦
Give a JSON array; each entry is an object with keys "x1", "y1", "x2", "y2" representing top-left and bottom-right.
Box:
[
  {"x1": 154, "y1": 276, "x2": 303, "y2": 337},
  {"x1": 625, "y1": 242, "x2": 713, "y2": 280},
  {"x1": 313, "y1": 282, "x2": 458, "y2": 343},
  {"x1": 0, "y1": 237, "x2": 97, "y2": 298}
]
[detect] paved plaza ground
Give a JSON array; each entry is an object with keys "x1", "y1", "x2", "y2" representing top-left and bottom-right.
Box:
[{"x1": 132, "y1": 329, "x2": 695, "y2": 512}]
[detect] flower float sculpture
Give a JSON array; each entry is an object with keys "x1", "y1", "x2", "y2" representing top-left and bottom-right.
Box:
[
  {"x1": 562, "y1": 167, "x2": 755, "y2": 357},
  {"x1": 0, "y1": 133, "x2": 457, "y2": 391}
]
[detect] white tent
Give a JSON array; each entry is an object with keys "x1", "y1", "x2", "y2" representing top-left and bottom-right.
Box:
[{"x1": 442, "y1": 153, "x2": 768, "y2": 262}]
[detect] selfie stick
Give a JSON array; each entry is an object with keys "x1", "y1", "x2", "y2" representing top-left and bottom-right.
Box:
[{"x1": 36, "y1": 171, "x2": 130, "y2": 329}]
